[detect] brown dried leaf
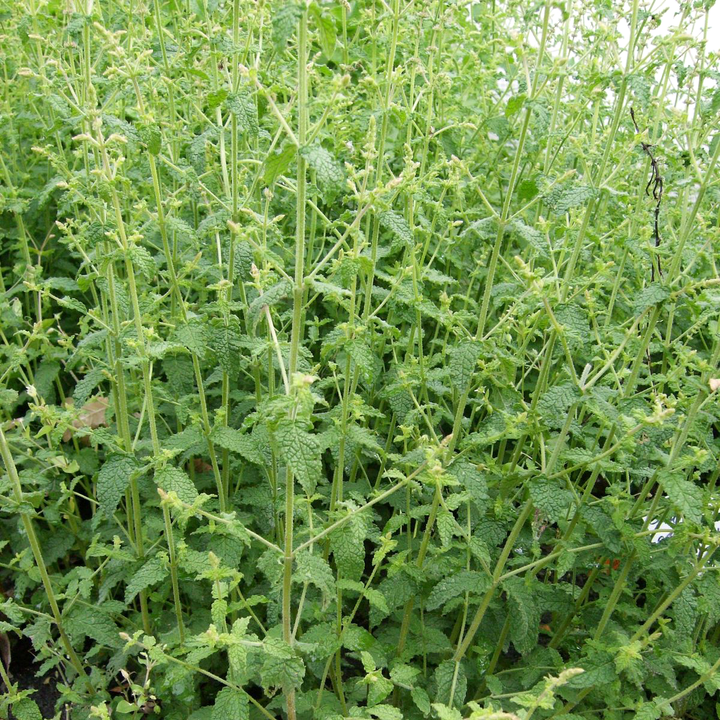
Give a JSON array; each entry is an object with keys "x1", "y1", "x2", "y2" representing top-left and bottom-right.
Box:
[
  {"x1": 63, "y1": 396, "x2": 109, "y2": 441},
  {"x1": 193, "y1": 458, "x2": 213, "y2": 473},
  {"x1": 0, "y1": 632, "x2": 9, "y2": 674}
]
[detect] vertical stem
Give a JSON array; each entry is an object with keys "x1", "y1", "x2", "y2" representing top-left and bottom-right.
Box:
[
  {"x1": 282, "y1": 459, "x2": 296, "y2": 720},
  {"x1": 221, "y1": 0, "x2": 242, "y2": 501},
  {"x1": 453, "y1": 502, "x2": 533, "y2": 664},
  {"x1": 162, "y1": 500, "x2": 185, "y2": 644},
  {"x1": 447, "y1": 0, "x2": 552, "y2": 457},
  {"x1": 396, "y1": 483, "x2": 442, "y2": 657},
  {"x1": 362, "y1": 0, "x2": 401, "y2": 322},
  {"x1": 282, "y1": 8, "x2": 309, "y2": 720},
  {"x1": 147, "y1": 159, "x2": 227, "y2": 512},
  {"x1": 593, "y1": 551, "x2": 635, "y2": 640},
  {"x1": 0, "y1": 428, "x2": 93, "y2": 695},
  {"x1": 96, "y1": 126, "x2": 161, "y2": 458},
  {"x1": 289, "y1": 4, "x2": 308, "y2": 380}
]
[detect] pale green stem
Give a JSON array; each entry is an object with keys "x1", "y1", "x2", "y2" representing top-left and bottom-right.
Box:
[{"x1": 0, "y1": 428, "x2": 93, "y2": 695}]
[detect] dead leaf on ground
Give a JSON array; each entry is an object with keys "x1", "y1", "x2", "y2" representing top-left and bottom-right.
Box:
[
  {"x1": 62, "y1": 397, "x2": 109, "y2": 442},
  {"x1": 0, "y1": 632, "x2": 9, "y2": 675},
  {"x1": 193, "y1": 458, "x2": 213, "y2": 473}
]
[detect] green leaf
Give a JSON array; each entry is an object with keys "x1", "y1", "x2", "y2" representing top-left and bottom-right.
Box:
[
  {"x1": 346, "y1": 423, "x2": 383, "y2": 458},
  {"x1": 431, "y1": 704, "x2": 462, "y2": 720},
  {"x1": 102, "y1": 115, "x2": 141, "y2": 147},
  {"x1": 175, "y1": 320, "x2": 209, "y2": 359},
  {"x1": 468, "y1": 537, "x2": 491, "y2": 568},
  {"x1": 66, "y1": 606, "x2": 121, "y2": 648},
  {"x1": 356, "y1": 648, "x2": 379, "y2": 675},
  {"x1": 12, "y1": 699, "x2": 42, "y2": 720},
  {"x1": 450, "y1": 460, "x2": 488, "y2": 507},
  {"x1": 411, "y1": 686, "x2": 431, "y2": 715},
  {"x1": 73, "y1": 366, "x2": 104, "y2": 406},
  {"x1": 698, "y1": 573, "x2": 720, "y2": 624},
  {"x1": 363, "y1": 587, "x2": 389, "y2": 614},
  {"x1": 248, "y1": 280, "x2": 292, "y2": 329},
  {"x1": 347, "y1": 338, "x2": 380, "y2": 384},
  {"x1": 210, "y1": 319, "x2": 242, "y2": 374},
  {"x1": 116, "y1": 699, "x2": 138, "y2": 714},
  {"x1": 367, "y1": 675, "x2": 394, "y2": 707},
  {"x1": 310, "y1": 4, "x2": 336, "y2": 58},
  {"x1": 209, "y1": 533, "x2": 247, "y2": 567},
  {"x1": 272, "y1": 3, "x2": 302, "y2": 49},
  {"x1": 635, "y1": 699, "x2": 665, "y2": 720},
  {"x1": 546, "y1": 185, "x2": 596, "y2": 214},
  {"x1": 155, "y1": 465, "x2": 198, "y2": 504},
  {"x1": 582, "y1": 506, "x2": 623, "y2": 554},
  {"x1": 207, "y1": 89, "x2": 228, "y2": 110},
  {"x1": 659, "y1": 471, "x2": 703, "y2": 524},
  {"x1": 426, "y1": 570, "x2": 490, "y2": 611},
  {"x1": 295, "y1": 550, "x2": 335, "y2": 603},
  {"x1": 448, "y1": 340, "x2": 482, "y2": 392},
  {"x1": 709, "y1": 87, "x2": 720, "y2": 116},
  {"x1": 211, "y1": 598, "x2": 228, "y2": 628},
  {"x1": 57, "y1": 295, "x2": 87, "y2": 314},
  {"x1": 97, "y1": 454, "x2": 139, "y2": 517},
  {"x1": 129, "y1": 245, "x2": 157, "y2": 279},
  {"x1": 125, "y1": 556, "x2": 168, "y2": 603},
  {"x1": 463, "y1": 217, "x2": 497, "y2": 240},
  {"x1": 274, "y1": 420, "x2": 322, "y2": 496},
  {"x1": 434, "y1": 659, "x2": 466, "y2": 707},
  {"x1": 530, "y1": 476, "x2": 573, "y2": 523},
  {"x1": 633, "y1": 283, "x2": 670, "y2": 316},
  {"x1": 197, "y1": 209, "x2": 230, "y2": 238},
  {"x1": 166, "y1": 215, "x2": 197, "y2": 242},
  {"x1": 300, "y1": 143, "x2": 344, "y2": 195},
  {"x1": 226, "y1": 91, "x2": 258, "y2": 137},
  {"x1": 568, "y1": 651, "x2": 616, "y2": 688},
  {"x1": 228, "y1": 619, "x2": 250, "y2": 682},
  {"x1": 672, "y1": 587, "x2": 698, "y2": 638},
  {"x1": 212, "y1": 687, "x2": 248, "y2": 720},
  {"x1": 260, "y1": 638, "x2": 305, "y2": 691},
  {"x1": 437, "y1": 509, "x2": 456, "y2": 547},
  {"x1": 367, "y1": 705, "x2": 402, "y2": 720},
  {"x1": 627, "y1": 74, "x2": 651, "y2": 108},
  {"x1": 537, "y1": 383, "x2": 580, "y2": 428},
  {"x1": 264, "y1": 143, "x2": 296, "y2": 185},
  {"x1": 33, "y1": 361, "x2": 60, "y2": 401},
  {"x1": 331, "y1": 514, "x2": 366, "y2": 580},
  {"x1": 378, "y1": 210, "x2": 413, "y2": 249},
  {"x1": 32, "y1": 361, "x2": 60, "y2": 401},
  {"x1": 556, "y1": 549, "x2": 575, "y2": 577},
  {"x1": 179, "y1": 547, "x2": 211, "y2": 577},
  {"x1": 505, "y1": 93, "x2": 526, "y2": 117},
  {"x1": 504, "y1": 576, "x2": 540, "y2": 655},
  {"x1": 511, "y1": 219, "x2": 549, "y2": 257},
  {"x1": 142, "y1": 125, "x2": 161, "y2": 155},
  {"x1": 555, "y1": 303, "x2": 591, "y2": 348},
  {"x1": 211, "y1": 426, "x2": 264, "y2": 465},
  {"x1": 164, "y1": 354, "x2": 195, "y2": 396}
]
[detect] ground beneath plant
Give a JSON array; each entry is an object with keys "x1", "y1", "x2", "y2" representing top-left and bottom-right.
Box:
[{"x1": 6, "y1": 637, "x2": 63, "y2": 719}]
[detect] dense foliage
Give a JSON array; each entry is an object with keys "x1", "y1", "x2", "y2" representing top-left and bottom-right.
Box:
[{"x1": 1, "y1": 0, "x2": 720, "y2": 718}]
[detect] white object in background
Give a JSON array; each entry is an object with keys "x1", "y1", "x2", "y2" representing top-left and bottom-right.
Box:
[{"x1": 646, "y1": 516, "x2": 677, "y2": 543}]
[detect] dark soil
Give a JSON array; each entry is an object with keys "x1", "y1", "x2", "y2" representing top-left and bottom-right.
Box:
[{"x1": 4, "y1": 636, "x2": 63, "y2": 719}]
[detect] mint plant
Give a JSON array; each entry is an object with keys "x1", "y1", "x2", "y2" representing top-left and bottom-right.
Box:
[{"x1": 1, "y1": 0, "x2": 720, "y2": 719}]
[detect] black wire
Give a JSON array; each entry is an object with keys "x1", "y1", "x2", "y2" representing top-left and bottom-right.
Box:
[{"x1": 631, "y1": 107, "x2": 664, "y2": 281}]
